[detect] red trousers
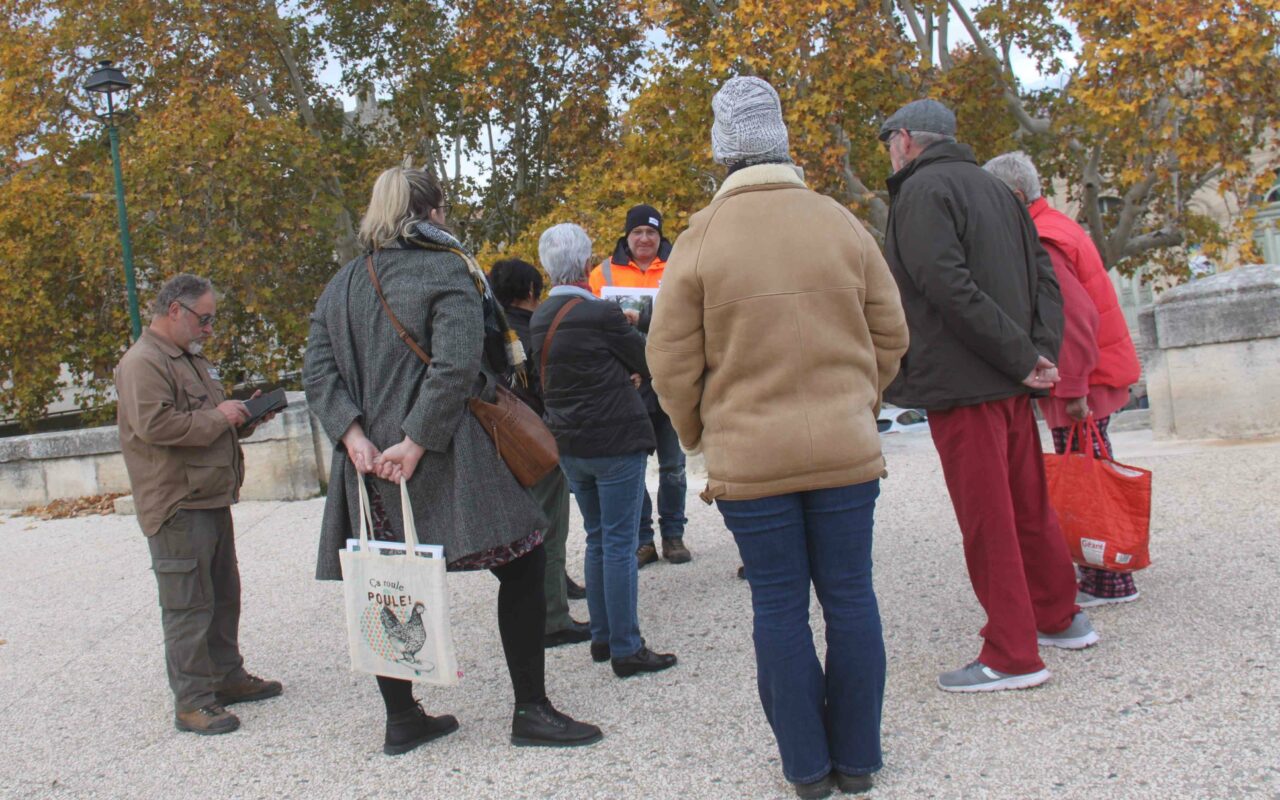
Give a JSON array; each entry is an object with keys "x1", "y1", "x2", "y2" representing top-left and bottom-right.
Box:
[{"x1": 929, "y1": 394, "x2": 1078, "y2": 674}]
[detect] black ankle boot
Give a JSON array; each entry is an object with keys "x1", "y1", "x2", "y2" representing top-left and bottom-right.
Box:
[
  {"x1": 834, "y1": 771, "x2": 873, "y2": 794},
  {"x1": 383, "y1": 703, "x2": 459, "y2": 755},
  {"x1": 611, "y1": 645, "x2": 677, "y2": 678},
  {"x1": 511, "y1": 698, "x2": 602, "y2": 747},
  {"x1": 793, "y1": 774, "x2": 835, "y2": 799}
]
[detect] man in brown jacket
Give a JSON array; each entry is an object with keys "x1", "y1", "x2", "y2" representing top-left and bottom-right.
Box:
[
  {"x1": 115, "y1": 273, "x2": 281, "y2": 735},
  {"x1": 647, "y1": 76, "x2": 907, "y2": 799}
]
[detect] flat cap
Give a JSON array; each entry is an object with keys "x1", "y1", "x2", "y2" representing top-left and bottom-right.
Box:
[{"x1": 878, "y1": 99, "x2": 956, "y2": 141}]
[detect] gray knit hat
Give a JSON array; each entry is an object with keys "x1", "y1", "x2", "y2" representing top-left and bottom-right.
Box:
[
  {"x1": 711, "y1": 76, "x2": 790, "y2": 166},
  {"x1": 878, "y1": 99, "x2": 956, "y2": 141}
]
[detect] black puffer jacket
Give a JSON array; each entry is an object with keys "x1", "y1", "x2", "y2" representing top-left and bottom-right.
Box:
[
  {"x1": 530, "y1": 291, "x2": 655, "y2": 458},
  {"x1": 883, "y1": 141, "x2": 1063, "y2": 411}
]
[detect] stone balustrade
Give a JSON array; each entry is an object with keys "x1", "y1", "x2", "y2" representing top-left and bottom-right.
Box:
[
  {"x1": 0, "y1": 392, "x2": 332, "y2": 510},
  {"x1": 1140, "y1": 263, "x2": 1280, "y2": 440}
]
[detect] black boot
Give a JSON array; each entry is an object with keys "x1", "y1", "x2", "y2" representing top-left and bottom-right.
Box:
[
  {"x1": 383, "y1": 703, "x2": 459, "y2": 755},
  {"x1": 834, "y1": 772, "x2": 874, "y2": 794},
  {"x1": 611, "y1": 645, "x2": 677, "y2": 678},
  {"x1": 511, "y1": 698, "x2": 602, "y2": 747},
  {"x1": 793, "y1": 774, "x2": 836, "y2": 799}
]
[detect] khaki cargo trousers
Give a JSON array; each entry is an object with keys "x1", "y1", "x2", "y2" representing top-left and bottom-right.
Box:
[{"x1": 148, "y1": 507, "x2": 246, "y2": 712}]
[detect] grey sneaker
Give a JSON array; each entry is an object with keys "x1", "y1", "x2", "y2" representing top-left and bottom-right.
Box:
[
  {"x1": 937, "y1": 660, "x2": 1050, "y2": 693},
  {"x1": 1076, "y1": 589, "x2": 1139, "y2": 608},
  {"x1": 1038, "y1": 611, "x2": 1100, "y2": 649}
]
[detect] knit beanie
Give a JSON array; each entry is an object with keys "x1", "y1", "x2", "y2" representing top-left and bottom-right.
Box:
[
  {"x1": 625, "y1": 204, "x2": 663, "y2": 236},
  {"x1": 711, "y1": 76, "x2": 791, "y2": 166}
]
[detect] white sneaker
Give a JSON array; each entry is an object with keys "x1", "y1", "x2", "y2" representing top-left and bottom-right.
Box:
[
  {"x1": 937, "y1": 661, "x2": 1051, "y2": 693},
  {"x1": 1038, "y1": 611, "x2": 1100, "y2": 649},
  {"x1": 1076, "y1": 589, "x2": 1139, "y2": 608}
]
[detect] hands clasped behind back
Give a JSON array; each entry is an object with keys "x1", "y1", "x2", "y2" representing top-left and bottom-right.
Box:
[
  {"x1": 375, "y1": 437, "x2": 426, "y2": 484},
  {"x1": 342, "y1": 420, "x2": 427, "y2": 485},
  {"x1": 1022, "y1": 356, "x2": 1060, "y2": 390}
]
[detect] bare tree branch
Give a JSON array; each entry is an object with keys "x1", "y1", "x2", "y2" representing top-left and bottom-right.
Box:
[
  {"x1": 897, "y1": 0, "x2": 931, "y2": 63},
  {"x1": 835, "y1": 126, "x2": 889, "y2": 242},
  {"x1": 1123, "y1": 228, "x2": 1183, "y2": 257},
  {"x1": 946, "y1": 0, "x2": 1052, "y2": 136},
  {"x1": 1081, "y1": 145, "x2": 1108, "y2": 261},
  {"x1": 937, "y1": 13, "x2": 953, "y2": 71},
  {"x1": 263, "y1": 0, "x2": 357, "y2": 262},
  {"x1": 1185, "y1": 166, "x2": 1225, "y2": 200},
  {"x1": 1108, "y1": 155, "x2": 1159, "y2": 259},
  {"x1": 417, "y1": 91, "x2": 452, "y2": 195}
]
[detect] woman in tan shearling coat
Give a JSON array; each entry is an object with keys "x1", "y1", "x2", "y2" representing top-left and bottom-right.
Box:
[{"x1": 647, "y1": 78, "x2": 908, "y2": 800}]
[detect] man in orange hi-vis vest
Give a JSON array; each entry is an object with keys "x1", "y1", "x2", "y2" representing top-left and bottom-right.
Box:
[{"x1": 589, "y1": 205, "x2": 691, "y2": 567}]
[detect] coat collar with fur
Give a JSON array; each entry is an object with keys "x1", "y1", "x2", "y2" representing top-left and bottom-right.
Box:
[{"x1": 714, "y1": 162, "x2": 806, "y2": 199}]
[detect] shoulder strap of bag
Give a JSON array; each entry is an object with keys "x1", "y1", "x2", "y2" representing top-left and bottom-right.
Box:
[
  {"x1": 540, "y1": 298, "x2": 584, "y2": 393},
  {"x1": 367, "y1": 253, "x2": 431, "y2": 366},
  {"x1": 600, "y1": 257, "x2": 612, "y2": 286}
]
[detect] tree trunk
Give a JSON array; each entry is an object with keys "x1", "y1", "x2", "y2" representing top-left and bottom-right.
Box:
[{"x1": 263, "y1": 0, "x2": 358, "y2": 263}]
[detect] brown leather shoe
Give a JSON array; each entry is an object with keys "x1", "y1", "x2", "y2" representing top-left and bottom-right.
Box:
[
  {"x1": 636, "y1": 543, "x2": 658, "y2": 568},
  {"x1": 661, "y1": 538, "x2": 691, "y2": 564},
  {"x1": 175, "y1": 703, "x2": 240, "y2": 735},
  {"x1": 215, "y1": 672, "x2": 283, "y2": 706}
]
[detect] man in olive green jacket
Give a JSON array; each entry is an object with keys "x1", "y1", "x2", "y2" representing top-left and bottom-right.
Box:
[{"x1": 115, "y1": 274, "x2": 281, "y2": 735}]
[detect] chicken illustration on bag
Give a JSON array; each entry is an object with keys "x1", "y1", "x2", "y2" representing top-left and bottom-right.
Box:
[{"x1": 381, "y1": 602, "x2": 427, "y2": 665}]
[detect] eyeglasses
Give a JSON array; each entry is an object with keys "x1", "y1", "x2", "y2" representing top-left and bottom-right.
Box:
[
  {"x1": 881, "y1": 130, "x2": 901, "y2": 152},
  {"x1": 437, "y1": 200, "x2": 453, "y2": 216},
  {"x1": 177, "y1": 301, "x2": 215, "y2": 327}
]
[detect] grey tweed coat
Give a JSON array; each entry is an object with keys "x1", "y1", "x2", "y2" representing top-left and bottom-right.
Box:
[{"x1": 304, "y1": 243, "x2": 546, "y2": 580}]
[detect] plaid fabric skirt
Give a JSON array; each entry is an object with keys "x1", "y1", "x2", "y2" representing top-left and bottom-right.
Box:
[
  {"x1": 1050, "y1": 416, "x2": 1138, "y2": 597},
  {"x1": 364, "y1": 477, "x2": 544, "y2": 571}
]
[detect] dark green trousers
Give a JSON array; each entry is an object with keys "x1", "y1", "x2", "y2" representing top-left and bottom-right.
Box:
[
  {"x1": 530, "y1": 468, "x2": 574, "y2": 633},
  {"x1": 148, "y1": 507, "x2": 246, "y2": 712}
]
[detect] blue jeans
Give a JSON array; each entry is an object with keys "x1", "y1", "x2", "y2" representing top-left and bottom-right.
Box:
[
  {"x1": 638, "y1": 410, "x2": 688, "y2": 544},
  {"x1": 559, "y1": 451, "x2": 647, "y2": 658},
  {"x1": 717, "y1": 481, "x2": 885, "y2": 784}
]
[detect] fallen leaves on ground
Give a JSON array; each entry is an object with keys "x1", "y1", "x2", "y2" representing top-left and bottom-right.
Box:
[{"x1": 19, "y1": 493, "x2": 126, "y2": 520}]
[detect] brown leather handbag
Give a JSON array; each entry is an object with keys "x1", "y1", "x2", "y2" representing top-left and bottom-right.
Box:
[{"x1": 365, "y1": 254, "x2": 568, "y2": 488}]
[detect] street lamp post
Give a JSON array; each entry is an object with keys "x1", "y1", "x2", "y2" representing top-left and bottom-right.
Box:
[{"x1": 84, "y1": 60, "x2": 141, "y2": 341}]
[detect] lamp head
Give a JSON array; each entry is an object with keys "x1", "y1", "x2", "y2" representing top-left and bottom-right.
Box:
[{"x1": 84, "y1": 60, "x2": 132, "y2": 120}]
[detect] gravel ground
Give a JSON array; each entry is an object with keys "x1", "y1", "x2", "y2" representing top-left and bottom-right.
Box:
[{"x1": 1, "y1": 428, "x2": 1277, "y2": 800}]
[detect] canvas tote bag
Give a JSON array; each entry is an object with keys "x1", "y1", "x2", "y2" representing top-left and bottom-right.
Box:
[{"x1": 339, "y1": 477, "x2": 460, "y2": 685}]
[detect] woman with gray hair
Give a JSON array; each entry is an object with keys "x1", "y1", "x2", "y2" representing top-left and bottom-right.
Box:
[
  {"x1": 304, "y1": 167, "x2": 601, "y2": 755},
  {"x1": 984, "y1": 150, "x2": 1144, "y2": 608},
  {"x1": 529, "y1": 223, "x2": 678, "y2": 679}
]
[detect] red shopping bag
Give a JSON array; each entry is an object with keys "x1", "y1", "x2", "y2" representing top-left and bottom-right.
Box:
[{"x1": 1044, "y1": 419, "x2": 1152, "y2": 572}]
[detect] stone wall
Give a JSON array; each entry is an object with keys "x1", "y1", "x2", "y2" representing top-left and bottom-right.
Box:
[
  {"x1": 1141, "y1": 264, "x2": 1280, "y2": 440},
  {"x1": 0, "y1": 392, "x2": 329, "y2": 510}
]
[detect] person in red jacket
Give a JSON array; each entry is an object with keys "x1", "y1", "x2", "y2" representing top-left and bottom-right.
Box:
[{"x1": 985, "y1": 151, "x2": 1143, "y2": 606}]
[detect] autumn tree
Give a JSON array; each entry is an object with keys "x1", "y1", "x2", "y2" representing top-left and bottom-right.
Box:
[
  {"x1": 896, "y1": 0, "x2": 1280, "y2": 271},
  {"x1": 316, "y1": 0, "x2": 648, "y2": 246},
  {"x1": 4, "y1": 0, "x2": 1277, "y2": 428},
  {"x1": 0, "y1": 0, "x2": 372, "y2": 427},
  {"x1": 510, "y1": 0, "x2": 1278, "y2": 276}
]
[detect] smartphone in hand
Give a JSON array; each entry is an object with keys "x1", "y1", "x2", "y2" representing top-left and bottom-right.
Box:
[{"x1": 239, "y1": 388, "x2": 288, "y2": 431}]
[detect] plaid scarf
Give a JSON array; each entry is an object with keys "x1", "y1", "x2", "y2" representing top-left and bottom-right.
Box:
[{"x1": 405, "y1": 222, "x2": 529, "y2": 387}]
